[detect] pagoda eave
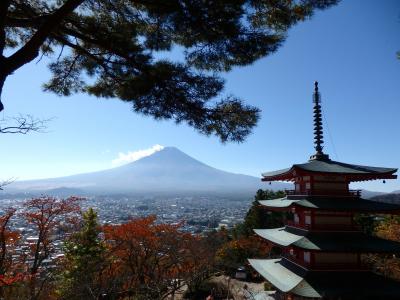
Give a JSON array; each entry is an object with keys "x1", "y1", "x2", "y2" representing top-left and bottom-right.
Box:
[
  {"x1": 262, "y1": 170, "x2": 397, "y2": 183},
  {"x1": 261, "y1": 168, "x2": 295, "y2": 182},
  {"x1": 262, "y1": 160, "x2": 397, "y2": 183},
  {"x1": 346, "y1": 173, "x2": 397, "y2": 182},
  {"x1": 254, "y1": 227, "x2": 400, "y2": 253}
]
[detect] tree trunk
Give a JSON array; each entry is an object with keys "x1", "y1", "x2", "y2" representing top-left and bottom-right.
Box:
[
  {"x1": 0, "y1": 52, "x2": 8, "y2": 111},
  {"x1": 0, "y1": 73, "x2": 6, "y2": 112}
]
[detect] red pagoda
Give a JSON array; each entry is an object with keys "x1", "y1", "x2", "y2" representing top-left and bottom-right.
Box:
[{"x1": 249, "y1": 82, "x2": 400, "y2": 299}]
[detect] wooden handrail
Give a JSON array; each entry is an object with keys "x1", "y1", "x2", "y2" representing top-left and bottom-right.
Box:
[
  {"x1": 286, "y1": 221, "x2": 361, "y2": 231},
  {"x1": 284, "y1": 189, "x2": 362, "y2": 197}
]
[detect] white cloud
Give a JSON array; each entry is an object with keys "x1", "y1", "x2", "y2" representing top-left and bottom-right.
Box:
[{"x1": 112, "y1": 145, "x2": 164, "y2": 166}]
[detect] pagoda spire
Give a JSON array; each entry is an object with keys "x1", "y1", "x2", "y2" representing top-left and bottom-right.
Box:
[{"x1": 310, "y1": 81, "x2": 329, "y2": 161}]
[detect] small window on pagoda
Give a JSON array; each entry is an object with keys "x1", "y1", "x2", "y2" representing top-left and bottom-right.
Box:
[
  {"x1": 304, "y1": 251, "x2": 311, "y2": 263},
  {"x1": 305, "y1": 215, "x2": 311, "y2": 225},
  {"x1": 294, "y1": 213, "x2": 299, "y2": 224}
]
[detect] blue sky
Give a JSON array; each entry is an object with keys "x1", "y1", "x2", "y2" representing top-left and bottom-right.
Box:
[{"x1": 1, "y1": 0, "x2": 399, "y2": 192}]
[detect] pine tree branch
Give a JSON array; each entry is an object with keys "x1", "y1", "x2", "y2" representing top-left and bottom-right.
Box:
[
  {"x1": 5, "y1": 0, "x2": 84, "y2": 73},
  {"x1": 5, "y1": 16, "x2": 48, "y2": 28},
  {"x1": 0, "y1": 0, "x2": 12, "y2": 55}
]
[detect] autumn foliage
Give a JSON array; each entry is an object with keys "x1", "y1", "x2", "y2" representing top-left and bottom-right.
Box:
[
  {"x1": 0, "y1": 208, "x2": 21, "y2": 293},
  {"x1": 364, "y1": 216, "x2": 400, "y2": 281},
  {"x1": 102, "y1": 215, "x2": 215, "y2": 299},
  {"x1": 216, "y1": 235, "x2": 271, "y2": 274},
  {"x1": 0, "y1": 197, "x2": 82, "y2": 300}
]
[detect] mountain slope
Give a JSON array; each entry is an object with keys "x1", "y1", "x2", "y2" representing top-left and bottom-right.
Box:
[
  {"x1": 9, "y1": 147, "x2": 289, "y2": 195},
  {"x1": 369, "y1": 193, "x2": 400, "y2": 204}
]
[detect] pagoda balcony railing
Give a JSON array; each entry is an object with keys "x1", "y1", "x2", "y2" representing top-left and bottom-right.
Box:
[
  {"x1": 284, "y1": 255, "x2": 366, "y2": 270},
  {"x1": 311, "y1": 263, "x2": 367, "y2": 271},
  {"x1": 284, "y1": 189, "x2": 362, "y2": 197},
  {"x1": 286, "y1": 221, "x2": 361, "y2": 231}
]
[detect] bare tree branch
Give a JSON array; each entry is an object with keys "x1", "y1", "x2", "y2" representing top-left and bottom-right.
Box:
[
  {"x1": 0, "y1": 114, "x2": 52, "y2": 134},
  {"x1": 0, "y1": 178, "x2": 16, "y2": 190}
]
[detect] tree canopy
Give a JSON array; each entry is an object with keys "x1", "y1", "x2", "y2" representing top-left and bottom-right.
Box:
[{"x1": 1, "y1": 0, "x2": 338, "y2": 142}]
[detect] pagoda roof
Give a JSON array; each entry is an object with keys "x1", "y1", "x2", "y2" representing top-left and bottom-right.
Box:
[
  {"x1": 262, "y1": 159, "x2": 397, "y2": 182},
  {"x1": 249, "y1": 258, "x2": 400, "y2": 299},
  {"x1": 254, "y1": 227, "x2": 400, "y2": 252},
  {"x1": 258, "y1": 197, "x2": 400, "y2": 213}
]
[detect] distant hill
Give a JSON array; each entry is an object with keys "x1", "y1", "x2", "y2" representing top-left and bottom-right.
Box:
[
  {"x1": 7, "y1": 147, "x2": 290, "y2": 197},
  {"x1": 361, "y1": 190, "x2": 387, "y2": 199},
  {"x1": 369, "y1": 193, "x2": 400, "y2": 204},
  {"x1": 0, "y1": 187, "x2": 88, "y2": 200}
]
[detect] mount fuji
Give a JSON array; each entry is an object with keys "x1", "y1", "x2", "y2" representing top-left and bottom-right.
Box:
[{"x1": 7, "y1": 147, "x2": 290, "y2": 196}]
